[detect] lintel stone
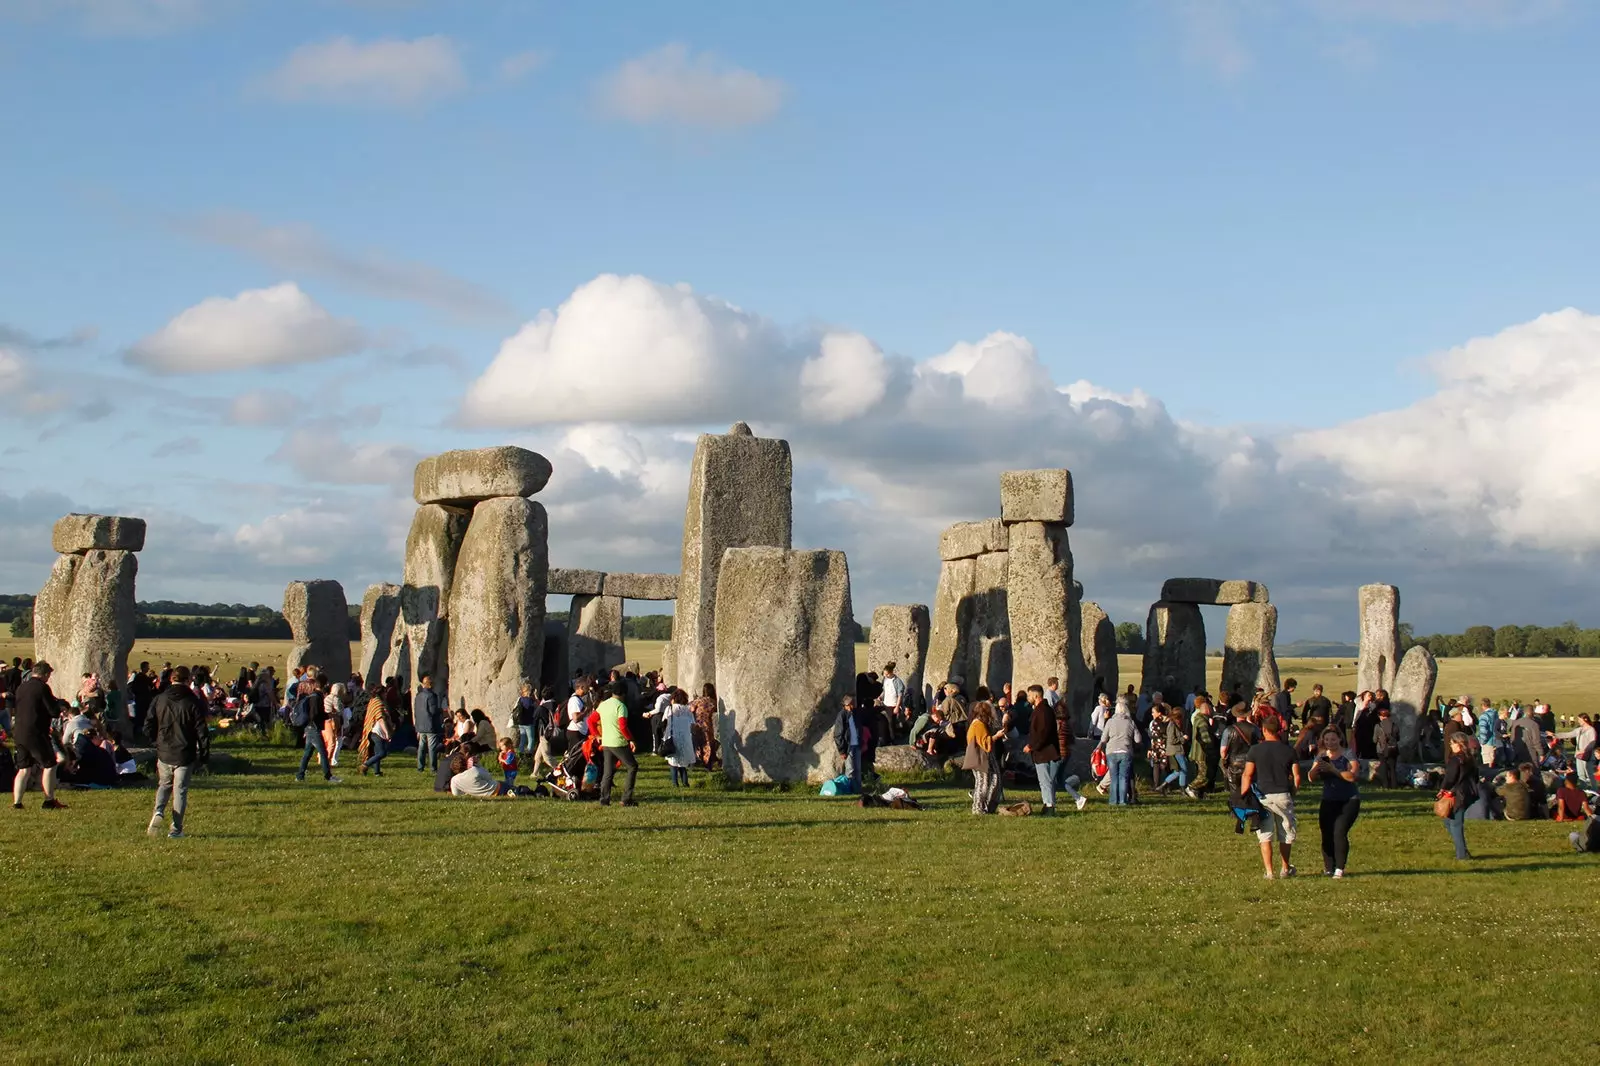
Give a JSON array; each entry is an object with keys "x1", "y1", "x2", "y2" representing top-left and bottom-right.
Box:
[{"x1": 999, "y1": 469, "x2": 1074, "y2": 526}]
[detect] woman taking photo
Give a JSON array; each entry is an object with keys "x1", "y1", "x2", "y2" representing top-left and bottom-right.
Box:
[
  {"x1": 1307, "y1": 727, "x2": 1360, "y2": 878},
  {"x1": 1439, "y1": 731, "x2": 1477, "y2": 860},
  {"x1": 964, "y1": 699, "x2": 1001, "y2": 814}
]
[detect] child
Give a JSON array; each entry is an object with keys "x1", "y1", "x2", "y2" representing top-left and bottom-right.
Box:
[{"x1": 497, "y1": 736, "x2": 519, "y2": 792}]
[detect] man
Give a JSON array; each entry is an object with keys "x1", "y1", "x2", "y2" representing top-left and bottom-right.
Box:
[
  {"x1": 880, "y1": 662, "x2": 907, "y2": 732},
  {"x1": 1096, "y1": 697, "x2": 1142, "y2": 806},
  {"x1": 1022, "y1": 685, "x2": 1062, "y2": 815},
  {"x1": 145, "y1": 664, "x2": 206, "y2": 838},
  {"x1": 252, "y1": 666, "x2": 277, "y2": 735},
  {"x1": 1274, "y1": 679, "x2": 1297, "y2": 724},
  {"x1": 1333, "y1": 690, "x2": 1356, "y2": 737},
  {"x1": 596, "y1": 680, "x2": 638, "y2": 806},
  {"x1": 1498, "y1": 768, "x2": 1532, "y2": 821},
  {"x1": 833, "y1": 694, "x2": 865, "y2": 792},
  {"x1": 937, "y1": 680, "x2": 967, "y2": 723},
  {"x1": 1300, "y1": 683, "x2": 1332, "y2": 729},
  {"x1": 1350, "y1": 691, "x2": 1378, "y2": 759},
  {"x1": 11, "y1": 662, "x2": 66, "y2": 810},
  {"x1": 1510, "y1": 712, "x2": 1544, "y2": 771},
  {"x1": 1044, "y1": 677, "x2": 1061, "y2": 709},
  {"x1": 1239, "y1": 718, "x2": 1302, "y2": 879},
  {"x1": 1372, "y1": 706, "x2": 1400, "y2": 788},
  {"x1": 1188, "y1": 696, "x2": 1214, "y2": 799},
  {"x1": 413, "y1": 672, "x2": 444, "y2": 772},
  {"x1": 128, "y1": 661, "x2": 155, "y2": 740},
  {"x1": 294, "y1": 674, "x2": 340, "y2": 784}
]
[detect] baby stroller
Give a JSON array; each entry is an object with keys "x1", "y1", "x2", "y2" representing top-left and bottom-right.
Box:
[{"x1": 545, "y1": 746, "x2": 589, "y2": 801}]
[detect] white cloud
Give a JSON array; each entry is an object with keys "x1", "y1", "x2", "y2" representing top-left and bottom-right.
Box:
[
  {"x1": 227, "y1": 388, "x2": 298, "y2": 426},
  {"x1": 272, "y1": 424, "x2": 421, "y2": 486},
  {"x1": 498, "y1": 49, "x2": 547, "y2": 84},
  {"x1": 800, "y1": 333, "x2": 891, "y2": 423},
  {"x1": 598, "y1": 43, "x2": 784, "y2": 128},
  {"x1": 126, "y1": 282, "x2": 366, "y2": 374},
  {"x1": 1176, "y1": 0, "x2": 1254, "y2": 78},
  {"x1": 260, "y1": 35, "x2": 467, "y2": 108},
  {"x1": 0, "y1": 347, "x2": 27, "y2": 391},
  {"x1": 920, "y1": 331, "x2": 1054, "y2": 410}
]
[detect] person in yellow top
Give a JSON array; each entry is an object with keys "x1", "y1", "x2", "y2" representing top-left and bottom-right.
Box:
[
  {"x1": 963, "y1": 699, "x2": 1001, "y2": 814},
  {"x1": 596, "y1": 681, "x2": 638, "y2": 807}
]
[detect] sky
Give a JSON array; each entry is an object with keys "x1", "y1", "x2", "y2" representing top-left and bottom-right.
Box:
[{"x1": 1, "y1": 0, "x2": 1598, "y2": 642}]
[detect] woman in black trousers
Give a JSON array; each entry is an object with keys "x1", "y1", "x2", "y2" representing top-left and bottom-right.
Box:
[{"x1": 1308, "y1": 727, "x2": 1361, "y2": 878}]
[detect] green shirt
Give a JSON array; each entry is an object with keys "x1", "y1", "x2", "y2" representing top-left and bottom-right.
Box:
[{"x1": 598, "y1": 696, "x2": 630, "y2": 748}]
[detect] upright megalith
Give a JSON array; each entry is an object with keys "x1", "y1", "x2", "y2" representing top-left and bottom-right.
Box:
[
  {"x1": 1222, "y1": 601, "x2": 1281, "y2": 700},
  {"x1": 1005, "y1": 520, "x2": 1075, "y2": 693},
  {"x1": 284, "y1": 579, "x2": 352, "y2": 680},
  {"x1": 34, "y1": 548, "x2": 138, "y2": 699},
  {"x1": 925, "y1": 556, "x2": 975, "y2": 703},
  {"x1": 401, "y1": 504, "x2": 470, "y2": 696},
  {"x1": 358, "y1": 583, "x2": 403, "y2": 690},
  {"x1": 868, "y1": 605, "x2": 930, "y2": 712},
  {"x1": 1357, "y1": 584, "x2": 1401, "y2": 695},
  {"x1": 1390, "y1": 645, "x2": 1437, "y2": 761},
  {"x1": 51, "y1": 513, "x2": 146, "y2": 554},
  {"x1": 1080, "y1": 601, "x2": 1118, "y2": 725},
  {"x1": 1140, "y1": 601, "x2": 1205, "y2": 701},
  {"x1": 413, "y1": 446, "x2": 552, "y2": 507},
  {"x1": 447, "y1": 496, "x2": 548, "y2": 716},
  {"x1": 715, "y1": 548, "x2": 854, "y2": 784},
  {"x1": 969, "y1": 551, "x2": 1011, "y2": 696},
  {"x1": 671, "y1": 423, "x2": 793, "y2": 698},
  {"x1": 568, "y1": 594, "x2": 625, "y2": 681}
]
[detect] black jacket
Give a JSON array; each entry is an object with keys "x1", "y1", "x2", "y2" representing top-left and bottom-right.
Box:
[
  {"x1": 146, "y1": 685, "x2": 207, "y2": 767},
  {"x1": 1027, "y1": 701, "x2": 1060, "y2": 764},
  {"x1": 13, "y1": 676, "x2": 56, "y2": 746}
]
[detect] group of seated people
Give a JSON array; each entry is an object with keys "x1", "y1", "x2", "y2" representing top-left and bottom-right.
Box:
[{"x1": 0, "y1": 692, "x2": 143, "y2": 788}]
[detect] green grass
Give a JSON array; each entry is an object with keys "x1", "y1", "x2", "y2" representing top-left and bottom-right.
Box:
[{"x1": 2, "y1": 736, "x2": 1596, "y2": 1064}]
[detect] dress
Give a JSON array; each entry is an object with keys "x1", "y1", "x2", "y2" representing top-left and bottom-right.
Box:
[
  {"x1": 665, "y1": 704, "x2": 696, "y2": 770},
  {"x1": 690, "y1": 695, "x2": 719, "y2": 769}
]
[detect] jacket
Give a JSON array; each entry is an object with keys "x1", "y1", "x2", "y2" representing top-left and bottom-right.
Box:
[
  {"x1": 1373, "y1": 717, "x2": 1399, "y2": 756},
  {"x1": 413, "y1": 686, "x2": 443, "y2": 734},
  {"x1": 1098, "y1": 711, "x2": 1142, "y2": 755},
  {"x1": 1027, "y1": 702, "x2": 1060, "y2": 764},
  {"x1": 1441, "y1": 754, "x2": 1479, "y2": 806},
  {"x1": 832, "y1": 707, "x2": 866, "y2": 753},
  {"x1": 962, "y1": 718, "x2": 996, "y2": 772},
  {"x1": 146, "y1": 684, "x2": 206, "y2": 767},
  {"x1": 1476, "y1": 712, "x2": 1501, "y2": 746},
  {"x1": 13, "y1": 676, "x2": 56, "y2": 746}
]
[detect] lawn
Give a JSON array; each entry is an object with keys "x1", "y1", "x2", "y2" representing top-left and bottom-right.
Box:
[{"x1": 1, "y1": 734, "x2": 1595, "y2": 1065}]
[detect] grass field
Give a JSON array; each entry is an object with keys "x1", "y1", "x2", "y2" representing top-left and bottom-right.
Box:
[{"x1": 1, "y1": 734, "x2": 1596, "y2": 1065}]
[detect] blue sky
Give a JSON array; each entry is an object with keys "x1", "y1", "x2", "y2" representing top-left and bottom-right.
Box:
[{"x1": 2, "y1": 0, "x2": 1598, "y2": 641}]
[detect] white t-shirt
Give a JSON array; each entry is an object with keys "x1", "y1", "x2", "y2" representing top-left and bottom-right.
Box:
[
  {"x1": 567, "y1": 695, "x2": 588, "y2": 733},
  {"x1": 450, "y1": 765, "x2": 499, "y2": 797},
  {"x1": 881, "y1": 675, "x2": 906, "y2": 709}
]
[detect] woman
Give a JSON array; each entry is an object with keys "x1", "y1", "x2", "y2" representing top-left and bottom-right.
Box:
[
  {"x1": 690, "y1": 683, "x2": 719, "y2": 770},
  {"x1": 662, "y1": 688, "x2": 695, "y2": 787},
  {"x1": 512, "y1": 682, "x2": 538, "y2": 755},
  {"x1": 1158, "y1": 705, "x2": 1191, "y2": 795},
  {"x1": 1147, "y1": 704, "x2": 1169, "y2": 791},
  {"x1": 470, "y1": 708, "x2": 498, "y2": 751},
  {"x1": 964, "y1": 699, "x2": 1001, "y2": 814},
  {"x1": 1308, "y1": 728, "x2": 1361, "y2": 878},
  {"x1": 322, "y1": 683, "x2": 345, "y2": 766},
  {"x1": 1556, "y1": 713, "x2": 1597, "y2": 786},
  {"x1": 1440, "y1": 731, "x2": 1477, "y2": 861},
  {"x1": 358, "y1": 694, "x2": 394, "y2": 776}
]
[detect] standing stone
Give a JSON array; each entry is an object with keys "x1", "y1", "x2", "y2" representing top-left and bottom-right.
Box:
[
  {"x1": 539, "y1": 618, "x2": 570, "y2": 695},
  {"x1": 1078, "y1": 600, "x2": 1118, "y2": 733},
  {"x1": 1140, "y1": 601, "x2": 1205, "y2": 701},
  {"x1": 51, "y1": 514, "x2": 147, "y2": 554},
  {"x1": 34, "y1": 550, "x2": 137, "y2": 695},
  {"x1": 715, "y1": 548, "x2": 853, "y2": 784},
  {"x1": 924, "y1": 557, "x2": 975, "y2": 706},
  {"x1": 284, "y1": 579, "x2": 352, "y2": 680},
  {"x1": 401, "y1": 504, "x2": 470, "y2": 698},
  {"x1": 568, "y1": 594, "x2": 625, "y2": 681},
  {"x1": 660, "y1": 637, "x2": 678, "y2": 686},
  {"x1": 1357, "y1": 584, "x2": 1401, "y2": 695},
  {"x1": 969, "y1": 551, "x2": 1011, "y2": 697},
  {"x1": 1006, "y1": 521, "x2": 1073, "y2": 693},
  {"x1": 999, "y1": 469, "x2": 1075, "y2": 526},
  {"x1": 671, "y1": 424, "x2": 793, "y2": 698},
  {"x1": 868, "y1": 605, "x2": 929, "y2": 713},
  {"x1": 1222, "y1": 602, "x2": 1281, "y2": 700},
  {"x1": 1390, "y1": 645, "x2": 1437, "y2": 761},
  {"x1": 358, "y1": 583, "x2": 403, "y2": 690},
  {"x1": 447, "y1": 496, "x2": 548, "y2": 717},
  {"x1": 413, "y1": 446, "x2": 552, "y2": 506}
]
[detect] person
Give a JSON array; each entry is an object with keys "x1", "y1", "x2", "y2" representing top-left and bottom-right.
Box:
[
  {"x1": 1300, "y1": 683, "x2": 1332, "y2": 728},
  {"x1": 690, "y1": 683, "x2": 719, "y2": 770},
  {"x1": 1571, "y1": 810, "x2": 1600, "y2": 854},
  {"x1": 322, "y1": 682, "x2": 346, "y2": 767},
  {"x1": 412, "y1": 673, "x2": 443, "y2": 773},
  {"x1": 530, "y1": 686, "x2": 562, "y2": 779},
  {"x1": 880, "y1": 662, "x2": 907, "y2": 730},
  {"x1": 1307, "y1": 727, "x2": 1360, "y2": 878},
  {"x1": 1552, "y1": 772, "x2": 1588, "y2": 822},
  {"x1": 359, "y1": 694, "x2": 394, "y2": 776},
  {"x1": 964, "y1": 698, "x2": 1001, "y2": 814},
  {"x1": 1509, "y1": 711, "x2": 1543, "y2": 771},
  {"x1": 1556, "y1": 714, "x2": 1596, "y2": 786},
  {"x1": 128, "y1": 661, "x2": 155, "y2": 739},
  {"x1": 833, "y1": 694, "x2": 866, "y2": 792},
  {"x1": 469, "y1": 708, "x2": 497, "y2": 751},
  {"x1": 1186, "y1": 696, "x2": 1213, "y2": 799},
  {"x1": 11, "y1": 662, "x2": 66, "y2": 810},
  {"x1": 661, "y1": 688, "x2": 695, "y2": 787},
  {"x1": 1239, "y1": 716, "x2": 1301, "y2": 880},
  {"x1": 145, "y1": 665, "x2": 205, "y2": 838},
  {"x1": 596, "y1": 681, "x2": 638, "y2": 807},
  {"x1": 1147, "y1": 699, "x2": 1170, "y2": 792},
  {"x1": 1372, "y1": 707, "x2": 1399, "y2": 788},
  {"x1": 497, "y1": 736, "x2": 519, "y2": 792},
  {"x1": 1023, "y1": 685, "x2": 1062, "y2": 815},
  {"x1": 1351, "y1": 691, "x2": 1378, "y2": 759},
  {"x1": 1498, "y1": 767, "x2": 1533, "y2": 821},
  {"x1": 1440, "y1": 732, "x2": 1477, "y2": 860},
  {"x1": 294, "y1": 675, "x2": 340, "y2": 784},
  {"x1": 450, "y1": 744, "x2": 507, "y2": 797},
  {"x1": 512, "y1": 682, "x2": 538, "y2": 755},
  {"x1": 1096, "y1": 696, "x2": 1142, "y2": 807},
  {"x1": 1475, "y1": 698, "x2": 1503, "y2": 764},
  {"x1": 1274, "y1": 679, "x2": 1296, "y2": 724},
  {"x1": 1158, "y1": 702, "x2": 1192, "y2": 796},
  {"x1": 1089, "y1": 693, "x2": 1112, "y2": 742}
]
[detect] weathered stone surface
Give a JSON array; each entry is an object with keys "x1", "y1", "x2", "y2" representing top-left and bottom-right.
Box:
[
  {"x1": 51, "y1": 513, "x2": 147, "y2": 554},
  {"x1": 660, "y1": 636, "x2": 677, "y2": 686},
  {"x1": 924, "y1": 551, "x2": 1011, "y2": 703},
  {"x1": 34, "y1": 550, "x2": 137, "y2": 695},
  {"x1": 1007, "y1": 521, "x2": 1073, "y2": 692},
  {"x1": 1078, "y1": 600, "x2": 1118, "y2": 733},
  {"x1": 868, "y1": 604, "x2": 929, "y2": 712},
  {"x1": 671, "y1": 427, "x2": 793, "y2": 698},
  {"x1": 924, "y1": 557, "x2": 973, "y2": 705},
  {"x1": 447, "y1": 497, "x2": 548, "y2": 716},
  {"x1": 547, "y1": 568, "x2": 605, "y2": 596},
  {"x1": 413, "y1": 446, "x2": 552, "y2": 506},
  {"x1": 873, "y1": 745, "x2": 936, "y2": 773},
  {"x1": 602, "y1": 572, "x2": 679, "y2": 601},
  {"x1": 1222, "y1": 602, "x2": 1281, "y2": 700},
  {"x1": 539, "y1": 618, "x2": 569, "y2": 694},
  {"x1": 999, "y1": 469, "x2": 1074, "y2": 526},
  {"x1": 969, "y1": 551, "x2": 1011, "y2": 696},
  {"x1": 1357, "y1": 584, "x2": 1401, "y2": 695},
  {"x1": 1390, "y1": 644, "x2": 1437, "y2": 760},
  {"x1": 567, "y1": 594, "x2": 625, "y2": 682},
  {"x1": 1140, "y1": 601, "x2": 1205, "y2": 701},
  {"x1": 715, "y1": 547, "x2": 853, "y2": 784},
  {"x1": 401, "y1": 504, "x2": 470, "y2": 697},
  {"x1": 284, "y1": 579, "x2": 352, "y2": 680},
  {"x1": 358, "y1": 583, "x2": 403, "y2": 690},
  {"x1": 1160, "y1": 578, "x2": 1269, "y2": 605},
  {"x1": 938, "y1": 519, "x2": 1008, "y2": 561}
]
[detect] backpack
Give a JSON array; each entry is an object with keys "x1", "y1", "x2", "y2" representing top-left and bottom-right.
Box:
[
  {"x1": 1225, "y1": 723, "x2": 1258, "y2": 771},
  {"x1": 289, "y1": 693, "x2": 313, "y2": 729}
]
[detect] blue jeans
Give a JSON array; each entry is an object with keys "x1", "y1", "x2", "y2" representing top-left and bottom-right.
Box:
[
  {"x1": 1162, "y1": 753, "x2": 1192, "y2": 789},
  {"x1": 503, "y1": 770, "x2": 518, "y2": 791},
  {"x1": 298, "y1": 729, "x2": 331, "y2": 780},
  {"x1": 517, "y1": 725, "x2": 537, "y2": 753},
  {"x1": 848, "y1": 746, "x2": 862, "y2": 791},
  {"x1": 1107, "y1": 752, "x2": 1133, "y2": 805},
  {"x1": 362, "y1": 734, "x2": 388, "y2": 773},
  {"x1": 416, "y1": 732, "x2": 440, "y2": 771},
  {"x1": 1034, "y1": 760, "x2": 1060, "y2": 807},
  {"x1": 1444, "y1": 803, "x2": 1469, "y2": 859}
]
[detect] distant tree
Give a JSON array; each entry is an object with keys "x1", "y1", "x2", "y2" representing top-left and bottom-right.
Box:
[
  {"x1": 10, "y1": 612, "x2": 32, "y2": 638},
  {"x1": 1493, "y1": 624, "x2": 1526, "y2": 658},
  {"x1": 1523, "y1": 628, "x2": 1558, "y2": 658},
  {"x1": 1423, "y1": 634, "x2": 1451, "y2": 659},
  {"x1": 1462, "y1": 625, "x2": 1495, "y2": 656},
  {"x1": 1114, "y1": 622, "x2": 1146, "y2": 654},
  {"x1": 623, "y1": 615, "x2": 673, "y2": 641},
  {"x1": 1398, "y1": 622, "x2": 1416, "y2": 653}
]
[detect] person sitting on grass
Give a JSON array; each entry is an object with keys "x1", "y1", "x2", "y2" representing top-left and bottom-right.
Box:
[
  {"x1": 451, "y1": 743, "x2": 509, "y2": 798},
  {"x1": 1552, "y1": 772, "x2": 1588, "y2": 822},
  {"x1": 1522, "y1": 761, "x2": 1550, "y2": 818},
  {"x1": 1498, "y1": 767, "x2": 1531, "y2": 821}
]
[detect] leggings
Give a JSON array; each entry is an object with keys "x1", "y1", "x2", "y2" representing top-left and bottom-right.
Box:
[{"x1": 1318, "y1": 796, "x2": 1361, "y2": 872}]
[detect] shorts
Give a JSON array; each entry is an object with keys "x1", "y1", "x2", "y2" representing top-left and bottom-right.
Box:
[
  {"x1": 1256, "y1": 792, "x2": 1296, "y2": 845},
  {"x1": 15, "y1": 738, "x2": 57, "y2": 771}
]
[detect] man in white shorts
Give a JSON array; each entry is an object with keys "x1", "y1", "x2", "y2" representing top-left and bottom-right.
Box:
[{"x1": 1239, "y1": 716, "x2": 1303, "y2": 880}]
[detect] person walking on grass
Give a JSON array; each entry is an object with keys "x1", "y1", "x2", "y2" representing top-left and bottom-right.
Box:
[
  {"x1": 412, "y1": 673, "x2": 443, "y2": 773},
  {"x1": 145, "y1": 665, "x2": 205, "y2": 838},
  {"x1": 1440, "y1": 731, "x2": 1477, "y2": 860},
  {"x1": 1023, "y1": 685, "x2": 1062, "y2": 816},
  {"x1": 1187, "y1": 696, "x2": 1214, "y2": 799},
  {"x1": 1096, "y1": 696, "x2": 1142, "y2": 807},
  {"x1": 512, "y1": 682, "x2": 539, "y2": 756},
  {"x1": 11, "y1": 662, "x2": 66, "y2": 811},
  {"x1": 1372, "y1": 706, "x2": 1400, "y2": 788},
  {"x1": 1308, "y1": 727, "x2": 1360, "y2": 878},
  {"x1": 1239, "y1": 716, "x2": 1301, "y2": 880},
  {"x1": 597, "y1": 681, "x2": 638, "y2": 807},
  {"x1": 661, "y1": 688, "x2": 696, "y2": 787},
  {"x1": 965, "y1": 699, "x2": 1002, "y2": 814},
  {"x1": 294, "y1": 674, "x2": 340, "y2": 784},
  {"x1": 359, "y1": 693, "x2": 394, "y2": 776}
]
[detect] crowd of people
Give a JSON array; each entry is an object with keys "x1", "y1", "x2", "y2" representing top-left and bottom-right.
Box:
[{"x1": 4, "y1": 652, "x2": 1597, "y2": 870}]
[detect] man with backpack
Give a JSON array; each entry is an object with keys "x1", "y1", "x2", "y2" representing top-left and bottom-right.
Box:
[
  {"x1": 292, "y1": 674, "x2": 340, "y2": 784},
  {"x1": 145, "y1": 665, "x2": 206, "y2": 838}
]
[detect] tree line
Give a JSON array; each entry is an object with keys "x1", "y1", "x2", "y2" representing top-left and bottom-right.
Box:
[{"x1": 1402, "y1": 622, "x2": 1600, "y2": 659}]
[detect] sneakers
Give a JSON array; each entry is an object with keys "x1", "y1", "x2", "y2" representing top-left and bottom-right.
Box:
[
  {"x1": 1184, "y1": 786, "x2": 1199, "y2": 800},
  {"x1": 168, "y1": 829, "x2": 186, "y2": 839},
  {"x1": 1332, "y1": 869, "x2": 1344, "y2": 879},
  {"x1": 147, "y1": 818, "x2": 164, "y2": 837},
  {"x1": 10, "y1": 803, "x2": 21, "y2": 810},
  {"x1": 1280, "y1": 865, "x2": 1296, "y2": 878},
  {"x1": 326, "y1": 775, "x2": 343, "y2": 785},
  {"x1": 621, "y1": 799, "x2": 639, "y2": 807},
  {"x1": 41, "y1": 798, "x2": 67, "y2": 810},
  {"x1": 1075, "y1": 795, "x2": 1088, "y2": 811}
]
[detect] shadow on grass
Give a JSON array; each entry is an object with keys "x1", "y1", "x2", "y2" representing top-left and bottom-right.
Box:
[
  {"x1": 1361, "y1": 860, "x2": 1579, "y2": 876},
  {"x1": 195, "y1": 816, "x2": 916, "y2": 841}
]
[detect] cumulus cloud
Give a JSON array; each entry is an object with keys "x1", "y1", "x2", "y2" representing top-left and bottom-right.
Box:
[
  {"x1": 271, "y1": 424, "x2": 421, "y2": 487},
  {"x1": 598, "y1": 43, "x2": 784, "y2": 128},
  {"x1": 125, "y1": 282, "x2": 366, "y2": 374},
  {"x1": 260, "y1": 35, "x2": 467, "y2": 108},
  {"x1": 227, "y1": 388, "x2": 298, "y2": 426},
  {"x1": 800, "y1": 333, "x2": 892, "y2": 423}
]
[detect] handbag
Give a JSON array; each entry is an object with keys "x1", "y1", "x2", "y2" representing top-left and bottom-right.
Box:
[
  {"x1": 1090, "y1": 748, "x2": 1108, "y2": 779},
  {"x1": 658, "y1": 733, "x2": 676, "y2": 757},
  {"x1": 1433, "y1": 790, "x2": 1456, "y2": 818}
]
